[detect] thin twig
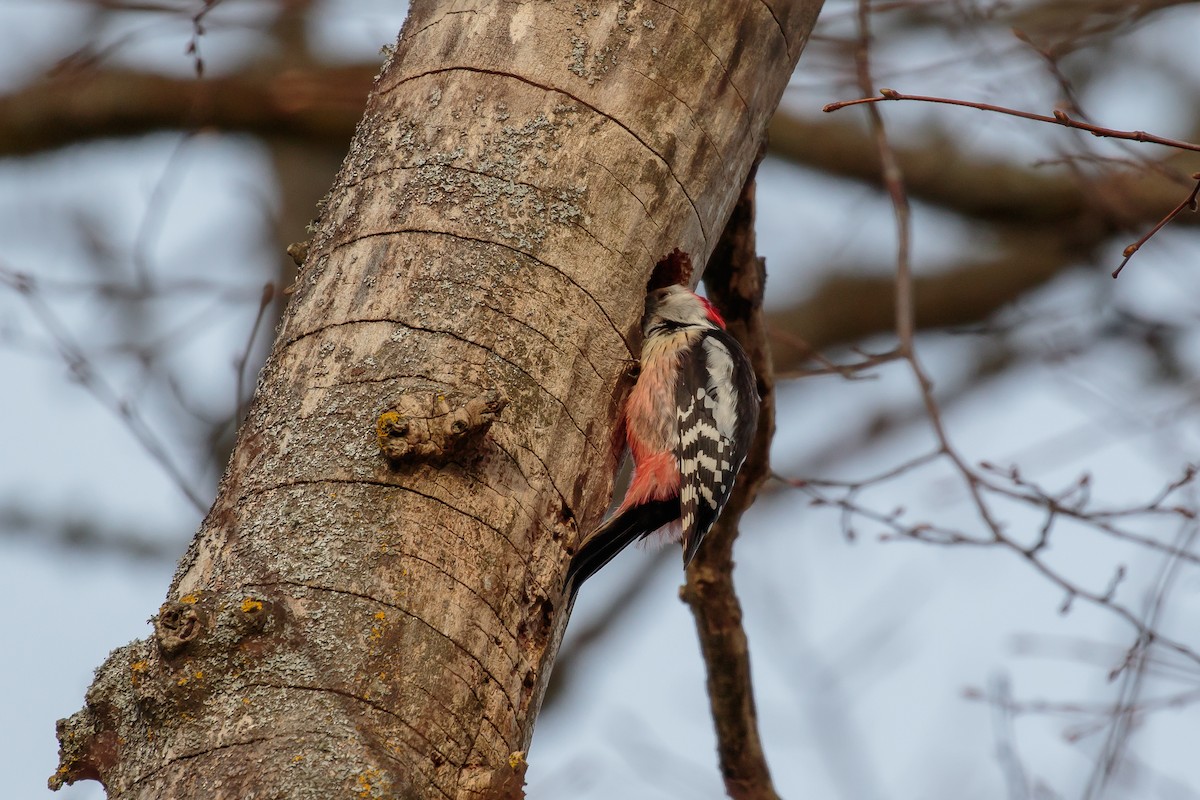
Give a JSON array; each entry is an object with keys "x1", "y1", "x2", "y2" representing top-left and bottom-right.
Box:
[
  {"x1": 769, "y1": 325, "x2": 902, "y2": 379},
  {"x1": 1084, "y1": 518, "x2": 1200, "y2": 799},
  {"x1": 789, "y1": 478, "x2": 1200, "y2": 667},
  {"x1": 811, "y1": 0, "x2": 1200, "y2": 695},
  {"x1": 0, "y1": 265, "x2": 208, "y2": 514},
  {"x1": 824, "y1": 88, "x2": 1200, "y2": 154},
  {"x1": 1112, "y1": 175, "x2": 1200, "y2": 278},
  {"x1": 851, "y1": 1, "x2": 1006, "y2": 538},
  {"x1": 235, "y1": 283, "x2": 275, "y2": 425}
]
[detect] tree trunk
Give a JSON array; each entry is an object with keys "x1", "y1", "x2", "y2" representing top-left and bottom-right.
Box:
[{"x1": 51, "y1": 1, "x2": 824, "y2": 797}]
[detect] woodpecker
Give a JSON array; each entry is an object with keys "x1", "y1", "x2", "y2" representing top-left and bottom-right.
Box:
[{"x1": 566, "y1": 284, "x2": 759, "y2": 592}]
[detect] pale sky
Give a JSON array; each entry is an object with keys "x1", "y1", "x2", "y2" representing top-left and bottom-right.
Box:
[{"x1": 4, "y1": 3, "x2": 1200, "y2": 799}]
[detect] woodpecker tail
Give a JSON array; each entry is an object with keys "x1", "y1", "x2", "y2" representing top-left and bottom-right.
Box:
[{"x1": 565, "y1": 499, "x2": 680, "y2": 595}]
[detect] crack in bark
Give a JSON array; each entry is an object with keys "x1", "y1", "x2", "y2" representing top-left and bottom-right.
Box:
[
  {"x1": 407, "y1": 673, "x2": 491, "y2": 753},
  {"x1": 393, "y1": 545, "x2": 522, "y2": 648},
  {"x1": 492, "y1": 439, "x2": 571, "y2": 529},
  {"x1": 278, "y1": 310, "x2": 600, "y2": 460},
  {"x1": 326, "y1": 226, "x2": 633, "y2": 356},
  {"x1": 245, "y1": 680, "x2": 457, "y2": 795},
  {"x1": 578, "y1": 153, "x2": 663, "y2": 234},
  {"x1": 627, "y1": 64, "x2": 728, "y2": 176},
  {"x1": 289, "y1": 312, "x2": 600, "y2": 453},
  {"x1": 466, "y1": 617, "x2": 521, "y2": 672},
  {"x1": 406, "y1": 7, "x2": 480, "y2": 41},
  {"x1": 240, "y1": 476, "x2": 525, "y2": 558},
  {"x1": 417, "y1": 472, "x2": 540, "y2": 573},
  {"x1": 258, "y1": 579, "x2": 522, "y2": 719},
  {"x1": 407, "y1": 319, "x2": 598, "y2": 450},
  {"x1": 364, "y1": 50, "x2": 729, "y2": 239},
  {"x1": 757, "y1": 0, "x2": 791, "y2": 59},
  {"x1": 386, "y1": 66, "x2": 710, "y2": 247},
  {"x1": 456, "y1": 721, "x2": 487, "y2": 794},
  {"x1": 339, "y1": 160, "x2": 640, "y2": 283},
  {"x1": 308, "y1": 370, "x2": 446, "y2": 391},
  {"x1": 124, "y1": 731, "x2": 328, "y2": 791},
  {"x1": 442, "y1": 277, "x2": 607, "y2": 384},
  {"x1": 648, "y1": 0, "x2": 751, "y2": 110},
  {"x1": 449, "y1": 462, "x2": 557, "y2": 562},
  {"x1": 424, "y1": 512, "x2": 533, "y2": 601}
]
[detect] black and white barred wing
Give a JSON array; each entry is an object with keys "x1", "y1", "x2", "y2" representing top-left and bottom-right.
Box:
[{"x1": 675, "y1": 329, "x2": 759, "y2": 565}]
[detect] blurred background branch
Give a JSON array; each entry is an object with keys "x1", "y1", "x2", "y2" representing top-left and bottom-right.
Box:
[{"x1": 5, "y1": 1, "x2": 1200, "y2": 798}]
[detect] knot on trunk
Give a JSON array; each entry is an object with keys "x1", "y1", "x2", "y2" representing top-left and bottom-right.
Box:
[
  {"x1": 376, "y1": 387, "x2": 507, "y2": 464},
  {"x1": 155, "y1": 597, "x2": 206, "y2": 657},
  {"x1": 52, "y1": 591, "x2": 286, "y2": 791}
]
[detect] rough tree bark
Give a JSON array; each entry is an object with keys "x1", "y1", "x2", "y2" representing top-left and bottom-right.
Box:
[{"x1": 51, "y1": 1, "x2": 824, "y2": 797}]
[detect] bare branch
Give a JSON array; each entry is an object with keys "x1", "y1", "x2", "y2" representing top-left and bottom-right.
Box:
[
  {"x1": 1, "y1": 264, "x2": 209, "y2": 513},
  {"x1": 683, "y1": 165, "x2": 780, "y2": 800},
  {"x1": 1112, "y1": 175, "x2": 1200, "y2": 277},
  {"x1": 825, "y1": 88, "x2": 1200, "y2": 154}
]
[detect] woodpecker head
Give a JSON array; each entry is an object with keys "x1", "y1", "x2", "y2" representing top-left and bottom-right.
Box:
[{"x1": 643, "y1": 284, "x2": 726, "y2": 338}]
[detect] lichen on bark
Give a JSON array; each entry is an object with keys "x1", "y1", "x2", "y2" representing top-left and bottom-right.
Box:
[{"x1": 51, "y1": 1, "x2": 823, "y2": 797}]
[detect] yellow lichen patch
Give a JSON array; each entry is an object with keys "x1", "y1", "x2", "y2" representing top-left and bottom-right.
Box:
[
  {"x1": 241, "y1": 597, "x2": 263, "y2": 613},
  {"x1": 177, "y1": 676, "x2": 189, "y2": 686},
  {"x1": 193, "y1": 671, "x2": 204, "y2": 680},
  {"x1": 179, "y1": 593, "x2": 199, "y2": 605},
  {"x1": 376, "y1": 410, "x2": 403, "y2": 450},
  {"x1": 355, "y1": 768, "x2": 381, "y2": 798},
  {"x1": 292, "y1": 754, "x2": 304, "y2": 763},
  {"x1": 369, "y1": 609, "x2": 389, "y2": 641},
  {"x1": 130, "y1": 660, "x2": 147, "y2": 672},
  {"x1": 508, "y1": 751, "x2": 527, "y2": 770}
]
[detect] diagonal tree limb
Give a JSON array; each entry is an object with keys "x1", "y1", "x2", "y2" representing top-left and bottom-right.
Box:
[
  {"x1": 682, "y1": 162, "x2": 780, "y2": 800},
  {"x1": 767, "y1": 112, "x2": 1200, "y2": 227},
  {"x1": 765, "y1": 222, "x2": 1093, "y2": 366}
]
